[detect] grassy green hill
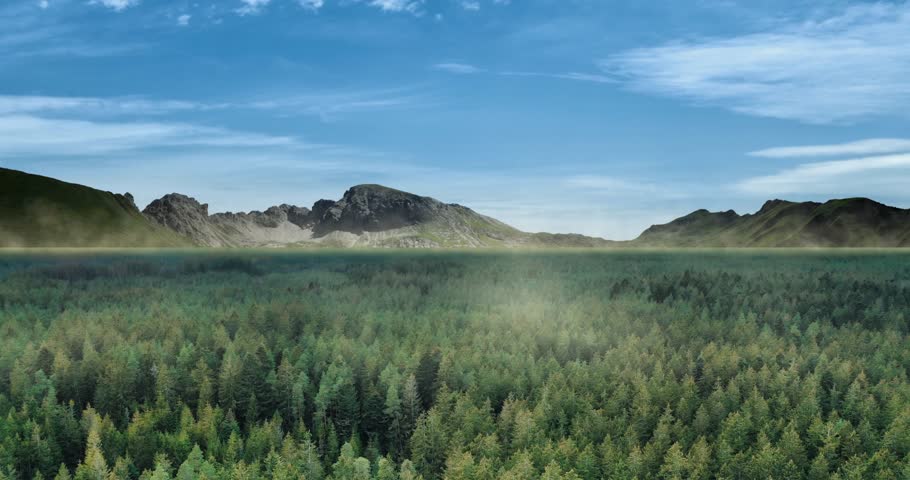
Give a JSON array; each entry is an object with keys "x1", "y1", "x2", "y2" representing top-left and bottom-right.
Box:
[
  {"x1": 0, "y1": 168, "x2": 190, "y2": 247},
  {"x1": 635, "y1": 198, "x2": 910, "y2": 247}
]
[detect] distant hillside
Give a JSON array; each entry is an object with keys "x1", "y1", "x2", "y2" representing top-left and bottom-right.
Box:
[
  {"x1": 634, "y1": 198, "x2": 910, "y2": 247},
  {"x1": 0, "y1": 168, "x2": 190, "y2": 247},
  {"x1": 145, "y1": 184, "x2": 615, "y2": 248}
]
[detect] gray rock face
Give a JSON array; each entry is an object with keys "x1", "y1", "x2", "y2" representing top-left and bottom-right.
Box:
[
  {"x1": 143, "y1": 194, "x2": 314, "y2": 247},
  {"x1": 143, "y1": 194, "x2": 227, "y2": 245},
  {"x1": 142, "y1": 183, "x2": 614, "y2": 248},
  {"x1": 312, "y1": 184, "x2": 445, "y2": 235}
]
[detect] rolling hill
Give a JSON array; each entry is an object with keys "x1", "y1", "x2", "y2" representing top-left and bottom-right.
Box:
[
  {"x1": 0, "y1": 168, "x2": 190, "y2": 248},
  {"x1": 634, "y1": 198, "x2": 910, "y2": 247}
]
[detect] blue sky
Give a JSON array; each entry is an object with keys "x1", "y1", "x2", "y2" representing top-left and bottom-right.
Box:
[{"x1": 2, "y1": 0, "x2": 910, "y2": 239}]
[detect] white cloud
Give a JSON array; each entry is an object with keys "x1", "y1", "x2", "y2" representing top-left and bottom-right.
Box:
[
  {"x1": 177, "y1": 14, "x2": 191, "y2": 26},
  {"x1": 501, "y1": 71, "x2": 615, "y2": 84},
  {"x1": 605, "y1": 3, "x2": 910, "y2": 124},
  {"x1": 38, "y1": 0, "x2": 49, "y2": 9},
  {"x1": 738, "y1": 153, "x2": 910, "y2": 195},
  {"x1": 92, "y1": 0, "x2": 139, "y2": 11},
  {"x1": 298, "y1": 0, "x2": 323, "y2": 11},
  {"x1": 461, "y1": 1, "x2": 479, "y2": 11},
  {"x1": 236, "y1": 0, "x2": 271, "y2": 15},
  {"x1": 0, "y1": 115, "x2": 296, "y2": 157},
  {"x1": 0, "y1": 91, "x2": 423, "y2": 119},
  {"x1": 245, "y1": 89, "x2": 431, "y2": 119},
  {"x1": 364, "y1": 0, "x2": 422, "y2": 14},
  {"x1": 749, "y1": 138, "x2": 910, "y2": 158},
  {"x1": 0, "y1": 95, "x2": 202, "y2": 116},
  {"x1": 433, "y1": 62, "x2": 482, "y2": 74}
]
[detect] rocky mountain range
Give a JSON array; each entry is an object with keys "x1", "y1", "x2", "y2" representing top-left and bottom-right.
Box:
[
  {"x1": 141, "y1": 183, "x2": 610, "y2": 248},
  {"x1": 3, "y1": 166, "x2": 910, "y2": 248}
]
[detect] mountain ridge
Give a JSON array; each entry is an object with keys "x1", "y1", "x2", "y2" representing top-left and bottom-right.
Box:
[
  {"x1": 142, "y1": 183, "x2": 613, "y2": 248},
  {"x1": 2, "y1": 167, "x2": 909, "y2": 248},
  {"x1": 633, "y1": 197, "x2": 910, "y2": 247}
]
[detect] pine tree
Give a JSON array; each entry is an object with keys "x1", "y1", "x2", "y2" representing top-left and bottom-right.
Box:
[
  {"x1": 401, "y1": 375, "x2": 422, "y2": 439},
  {"x1": 376, "y1": 457, "x2": 397, "y2": 480},
  {"x1": 409, "y1": 410, "x2": 447, "y2": 480},
  {"x1": 53, "y1": 465, "x2": 71, "y2": 480},
  {"x1": 74, "y1": 426, "x2": 108, "y2": 480},
  {"x1": 384, "y1": 382, "x2": 404, "y2": 459},
  {"x1": 658, "y1": 442, "x2": 688, "y2": 480}
]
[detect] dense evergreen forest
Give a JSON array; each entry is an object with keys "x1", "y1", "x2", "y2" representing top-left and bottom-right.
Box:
[{"x1": 0, "y1": 251, "x2": 909, "y2": 480}]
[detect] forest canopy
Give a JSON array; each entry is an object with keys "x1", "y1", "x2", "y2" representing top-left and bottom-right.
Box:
[{"x1": 0, "y1": 251, "x2": 908, "y2": 479}]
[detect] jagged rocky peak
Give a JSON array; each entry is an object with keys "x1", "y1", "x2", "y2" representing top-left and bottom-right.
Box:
[
  {"x1": 117, "y1": 192, "x2": 138, "y2": 210},
  {"x1": 313, "y1": 184, "x2": 444, "y2": 235},
  {"x1": 756, "y1": 199, "x2": 798, "y2": 215},
  {"x1": 143, "y1": 193, "x2": 210, "y2": 226},
  {"x1": 138, "y1": 183, "x2": 608, "y2": 248},
  {"x1": 214, "y1": 204, "x2": 313, "y2": 229},
  {"x1": 277, "y1": 204, "x2": 313, "y2": 229}
]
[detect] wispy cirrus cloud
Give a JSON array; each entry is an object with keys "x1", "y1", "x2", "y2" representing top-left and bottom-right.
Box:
[
  {"x1": 738, "y1": 153, "x2": 910, "y2": 195},
  {"x1": 91, "y1": 0, "x2": 139, "y2": 11},
  {"x1": 0, "y1": 95, "x2": 204, "y2": 116},
  {"x1": 362, "y1": 0, "x2": 423, "y2": 14},
  {"x1": 236, "y1": 0, "x2": 271, "y2": 16},
  {"x1": 433, "y1": 62, "x2": 615, "y2": 84},
  {"x1": 749, "y1": 138, "x2": 910, "y2": 158},
  {"x1": 500, "y1": 71, "x2": 615, "y2": 84},
  {"x1": 0, "y1": 90, "x2": 429, "y2": 120},
  {"x1": 0, "y1": 115, "x2": 297, "y2": 157},
  {"x1": 298, "y1": 0, "x2": 324, "y2": 11},
  {"x1": 0, "y1": 1, "x2": 146, "y2": 59},
  {"x1": 604, "y1": 3, "x2": 910, "y2": 124},
  {"x1": 244, "y1": 88, "x2": 434, "y2": 119},
  {"x1": 237, "y1": 0, "x2": 423, "y2": 15},
  {"x1": 433, "y1": 62, "x2": 482, "y2": 74}
]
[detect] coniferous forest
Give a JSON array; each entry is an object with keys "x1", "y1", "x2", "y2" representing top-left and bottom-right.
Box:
[{"x1": 0, "y1": 251, "x2": 909, "y2": 480}]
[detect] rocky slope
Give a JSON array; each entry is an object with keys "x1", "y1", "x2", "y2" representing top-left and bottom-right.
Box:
[
  {"x1": 0, "y1": 168, "x2": 189, "y2": 247},
  {"x1": 634, "y1": 198, "x2": 910, "y2": 247},
  {"x1": 143, "y1": 194, "x2": 314, "y2": 247}
]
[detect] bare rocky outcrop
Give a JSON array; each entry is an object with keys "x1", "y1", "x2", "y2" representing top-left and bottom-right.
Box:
[
  {"x1": 140, "y1": 183, "x2": 598, "y2": 248},
  {"x1": 143, "y1": 194, "x2": 314, "y2": 247}
]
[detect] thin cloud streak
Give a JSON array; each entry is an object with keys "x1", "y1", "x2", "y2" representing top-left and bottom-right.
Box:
[
  {"x1": 432, "y1": 62, "x2": 616, "y2": 84},
  {"x1": 749, "y1": 138, "x2": 910, "y2": 158},
  {"x1": 500, "y1": 71, "x2": 616, "y2": 84},
  {"x1": 604, "y1": 3, "x2": 910, "y2": 123},
  {"x1": 0, "y1": 115, "x2": 298, "y2": 157},
  {"x1": 0, "y1": 95, "x2": 203, "y2": 116},
  {"x1": 433, "y1": 63, "x2": 483, "y2": 74},
  {"x1": 0, "y1": 90, "x2": 430, "y2": 119},
  {"x1": 738, "y1": 153, "x2": 910, "y2": 195}
]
